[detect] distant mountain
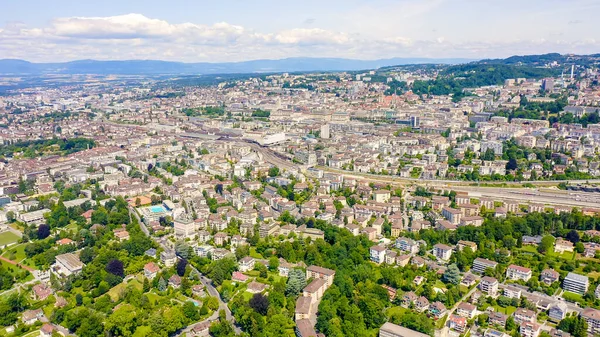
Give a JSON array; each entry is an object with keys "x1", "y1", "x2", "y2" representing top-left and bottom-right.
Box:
[{"x1": 0, "y1": 57, "x2": 474, "y2": 76}]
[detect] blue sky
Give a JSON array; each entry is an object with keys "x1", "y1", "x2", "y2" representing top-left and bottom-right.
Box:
[{"x1": 1, "y1": 0, "x2": 599, "y2": 62}]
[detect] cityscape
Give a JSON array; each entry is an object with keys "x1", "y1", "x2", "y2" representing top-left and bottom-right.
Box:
[{"x1": 2, "y1": 2, "x2": 600, "y2": 337}]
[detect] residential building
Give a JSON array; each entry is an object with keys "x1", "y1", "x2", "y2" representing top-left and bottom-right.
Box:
[
  {"x1": 448, "y1": 314, "x2": 467, "y2": 333},
  {"x1": 396, "y1": 237, "x2": 419, "y2": 254},
  {"x1": 513, "y1": 308, "x2": 536, "y2": 324},
  {"x1": 563, "y1": 272, "x2": 589, "y2": 295},
  {"x1": 506, "y1": 264, "x2": 532, "y2": 282},
  {"x1": 370, "y1": 245, "x2": 387, "y2": 264},
  {"x1": 472, "y1": 257, "x2": 498, "y2": 274},
  {"x1": 503, "y1": 285, "x2": 522, "y2": 299},
  {"x1": 540, "y1": 269, "x2": 560, "y2": 284},
  {"x1": 433, "y1": 243, "x2": 453, "y2": 261},
  {"x1": 306, "y1": 265, "x2": 336, "y2": 288},
  {"x1": 548, "y1": 302, "x2": 568, "y2": 321},
  {"x1": 520, "y1": 321, "x2": 541, "y2": 337},
  {"x1": 581, "y1": 307, "x2": 600, "y2": 335},
  {"x1": 379, "y1": 322, "x2": 430, "y2": 337},
  {"x1": 479, "y1": 276, "x2": 499, "y2": 297},
  {"x1": 456, "y1": 302, "x2": 476, "y2": 318},
  {"x1": 238, "y1": 256, "x2": 255, "y2": 272}
]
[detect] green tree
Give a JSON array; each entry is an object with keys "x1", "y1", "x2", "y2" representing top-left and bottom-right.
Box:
[{"x1": 443, "y1": 264, "x2": 461, "y2": 285}]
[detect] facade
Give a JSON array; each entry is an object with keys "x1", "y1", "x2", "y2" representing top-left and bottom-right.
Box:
[
  {"x1": 52, "y1": 253, "x2": 84, "y2": 277},
  {"x1": 396, "y1": 237, "x2": 419, "y2": 254},
  {"x1": 506, "y1": 264, "x2": 532, "y2": 282},
  {"x1": 370, "y1": 245, "x2": 387, "y2": 264},
  {"x1": 581, "y1": 307, "x2": 600, "y2": 335},
  {"x1": 472, "y1": 258, "x2": 498, "y2": 274},
  {"x1": 433, "y1": 243, "x2": 453, "y2": 261},
  {"x1": 520, "y1": 322, "x2": 541, "y2": 337},
  {"x1": 563, "y1": 272, "x2": 589, "y2": 295},
  {"x1": 306, "y1": 265, "x2": 336, "y2": 288},
  {"x1": 379, "y1": 322, "x2": 430, "y2": 337},
  {"x1": 479, "y1": 276, "x2": 499, "y2": 297}
]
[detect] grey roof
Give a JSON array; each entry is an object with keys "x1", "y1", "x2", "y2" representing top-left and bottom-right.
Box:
[{"x1": 565, "y1": 272, "x2": 588, "y2": 283}]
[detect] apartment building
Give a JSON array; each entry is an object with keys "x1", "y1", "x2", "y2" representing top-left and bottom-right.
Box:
[
  {"x1": 563, "y1": 272, "x2": 589, "y2": 295},
  {"x1": 306, "y1": 265, "x2": 336, "y2": 288},
  {"x1": 433, "y1": 243, "x2": 453, "y2": 261},
  {"x1": 479, "y1": 276, "x2": 499, "y2": 297},
  {"x1": 395, "y1": 237, "x2": 419, "y2": 254},
  {"x1": 506, "y1": 264, "x2": 532, "y2": 282},
  {"x1": 472, "y1": 257, "x2": 498, "y2": 274}
]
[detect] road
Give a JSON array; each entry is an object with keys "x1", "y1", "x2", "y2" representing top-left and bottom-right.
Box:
[
  {"x1": 130, "y1": 207, "x2": 241, "y2": 335},
  {"x1": 436, "y1": 281, "x2": 479, "y2": 337}
]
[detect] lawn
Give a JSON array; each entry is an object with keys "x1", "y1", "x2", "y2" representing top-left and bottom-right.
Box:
[
  {"x1": 493, "y1": 305, "x2": 517, "y2": 315},
  {"x1": 2, "y1": 244, "x2": 27, "y2": 261},
  {"x1": 249, "y1": 247, "x2": 264, "y2": 259},
  {"x1": 562, "y1": 291, "x2": 584, "y2": 304},
  {"x1": 386, "y1": 306, "x2": 408, "y2": 318},
  {"x1": 107, "y1": 276, "x2": 143, "y2": 301},
  {"x1": 0, "y1": 231, "x2": 20, "y2": 247}
]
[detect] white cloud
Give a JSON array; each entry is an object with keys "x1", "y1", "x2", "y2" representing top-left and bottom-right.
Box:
[{"x1": 0, "y1": 13, "x2": 599, "y2": 63}]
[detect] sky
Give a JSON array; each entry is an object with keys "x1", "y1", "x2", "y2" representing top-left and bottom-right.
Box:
[{"x1": 1, "y1": 0, "x2": 599, "y2": 63}]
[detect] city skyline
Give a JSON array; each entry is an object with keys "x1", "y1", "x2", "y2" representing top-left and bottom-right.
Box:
[{"x1": 2, "y1": 0, "x2": 600, "y2": 63}]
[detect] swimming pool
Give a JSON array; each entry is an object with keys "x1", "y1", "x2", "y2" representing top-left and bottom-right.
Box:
[{"x1": 150, "y1": 205, "x2": 166, "y2": 213}]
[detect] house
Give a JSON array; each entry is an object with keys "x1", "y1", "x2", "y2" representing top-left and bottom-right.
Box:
[
  {"x1": 513, "y1": 308, "x2": 536, "y2": 324},
  {"x1": 402, "y1": 292, "x2": 418, "y2": 308},
  {"x1": 503, "y1": 285, "x2": 522, "y2": 299},
  {"x1": 456, "y1": 302, "x2": 477, "y2": 318},
  {"x1": 489, "y1": 311, "x2": 508, "y2": 327},
  {"x1": 396, "y1": 237, "x2": 419, "y2": 254},
  {"x1": 548, "y1": 329, "x2": 571, "y2": 337},
  {"x1": 168, "y1": 274, "x2": 182, "y2": 288},
  {"x1": 52, "y1": 253, "x2": 84, "y2": 277},
  {"x1": 238, "y1": 256, "x2": 255, "y2": 272},
  {"x1": 385, "y1": 250, "x2": 397, "y2": 265},
  {"x1": 581, "y1": 307, "x2": 600, "y2": 335},
  {"x1": 143, "y1": 262, "x2": 160, "y2": 280},
  {"x1": 479, "y1": 277, "x2": 499, "y2": 297},
  {"x1": 40, "y1": 324, "x2": 55, "y2": 337},
  {"x1": 192, "y1": 284, "x2": 205, "y2": 297},
  {"x1": 433, "y1": 243, "x2": 453, "y2": 261},
  {"x1": 520, "y1": 321, "x2": 541, "y2": 337},
  {"x1": 296, "y1": 319, "x2": 318, "y2": 337},
  {"x1": 554, "y1": 238, "x2": 574, "y2": 253},
  {"x1": 278, "y1": 259, "x2": 292, "y2": 277},
  {"x1": 461, "y1": 273, "x2": 477, "y2": 287},
  {"x1": 563, "y1": 272, "x2": 589, "y2": 295},
  {"x1": 247, "y1": 281, "x2": 267, "y2": 294},
  {"x1": 295, "y1": 296, "x2": 313, "y2": 320},
  {"x1": 396, "y1": 254, "x2": 411, "y2": 267},
  {"x1": 448, "y1": 314, "x2": 467, "y2": 333},
  {"x1": 190, "y1": 321, "x2": 210, "y2": 337},
  {"x1": 306, "y1": 265, "x2": 336, "y2": 288},
  {"x1": 370, "y1": 245, "x2": 386, "y2": 264},
  {"x1": 429, "y1": 301, "x2": 447, "y2": 318},
  {"x1": 56, "y1": 238, "x2": 74, "y2": 246},
  {"x1": 232, "y1": 271, "x2": 249, "y2": 283},
  {"x1": 160, "y1": 251, "x2": 177, "y2": 267},
  {"x1": 303, "y1": 279, "x2": 327, "y2": 302},
  {"x1": 21, "y1": 309, "x2": 44, "y2": 325},
  {"x1": 506, "y1": 264, "x2": 532, "y2": 282},
  {"x1": 540, "y1": 269, "x2": 560, "y2": 284},
  {"x1": 457, "y1": 240, "x2": 478, "y2": 252},
  {"x1": 548, "y1": 302, "x2": 568, "y2": 321},
  {"x1": 415, "y1": 296, "x2": 430, "y2": 312},
  {"x1": 32, "y1": 283, "x2": 52, "y2": 301}
]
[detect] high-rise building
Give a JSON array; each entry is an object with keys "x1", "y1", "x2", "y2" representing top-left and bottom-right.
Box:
[
  {"x1": 320, "y1": 124, "x2": 330, "y2": 139},
  {"x1": 542, "y1": 78, "x2": 554, "y2": 92}
]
